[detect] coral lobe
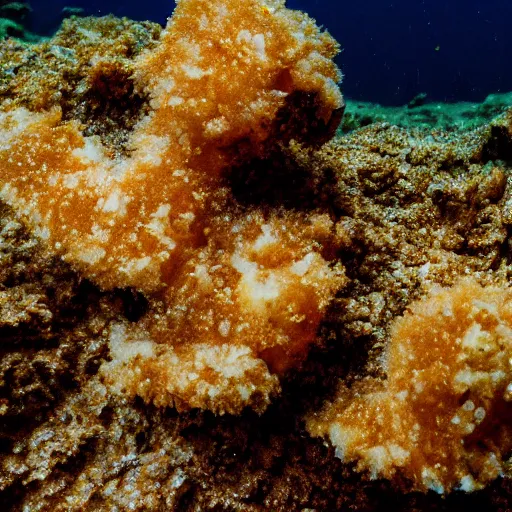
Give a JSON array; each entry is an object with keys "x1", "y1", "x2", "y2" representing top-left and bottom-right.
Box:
[
  {"x1": 2, "y1": 0, "x2": 512, "y2": 509},
  {"x1": 0, "y1": 0, "x2": 344, "y2": 413},
  {"x1": 308, "y1": 279, "x2": 512, "y2": 493}
]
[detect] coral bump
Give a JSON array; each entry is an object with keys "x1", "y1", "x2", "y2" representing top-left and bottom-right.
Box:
[{"x1": 0, "y1": 0, "x2": 345, "y2": 413}]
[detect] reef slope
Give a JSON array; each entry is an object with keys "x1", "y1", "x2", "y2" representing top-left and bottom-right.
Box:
[{"x1": 1, "y1": 5, "x2": 512, "y2": 512}]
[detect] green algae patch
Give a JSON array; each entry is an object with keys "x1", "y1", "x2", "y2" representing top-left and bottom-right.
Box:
[{"x1": 341, "y1": 91, "x2": 512, "y2": 133}]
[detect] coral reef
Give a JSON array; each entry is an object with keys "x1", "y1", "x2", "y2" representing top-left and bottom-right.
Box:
[
  {"x1": 1, "y1": 1, "x2": 512, "y2": 510},
  {"x1": 308, "y1": 279, "x2": 512, "y2": 493},
  {"x1": 0, "y1": 0, "x2": 345, "y2": 414}
]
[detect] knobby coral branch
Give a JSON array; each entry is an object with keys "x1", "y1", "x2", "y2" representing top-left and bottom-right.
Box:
[
  {"x1": 0, "y1": 0, "x2": 345, "y2": 413},
  {"x1": 308, "y1": 279, "x2": 512, "y2": 493}
]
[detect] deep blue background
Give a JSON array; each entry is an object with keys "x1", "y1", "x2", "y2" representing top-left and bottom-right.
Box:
[{"x1": 27, "y1": 1, "x2": 512, "y2": 106}]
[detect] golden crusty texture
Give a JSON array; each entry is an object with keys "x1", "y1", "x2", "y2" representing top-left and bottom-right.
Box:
[
  {"x1": 3, "y1": 102, "x2": 512, "y2": 509},
  {"x1": 0, "y1": 0, "x2": 343, "y2": 294},
  {"x1": 2, "y1": 4, "x2": 512, "y2": 511},
  {"x1": 308, "y1": 279, "x2": 512, "y2": 494},
  {"x1": 0, "y1": 0, "x2": 345, "y2": 414}
]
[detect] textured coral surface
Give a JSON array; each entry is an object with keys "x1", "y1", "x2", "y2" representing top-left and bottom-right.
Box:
[
  {"x1": 1, "y1": 2, "x2": 512, "y2": 511},
  {"x1": 308, "y1": 279, "x2": 512, "y2": 493},
  {"x1": 0, "y1": 0, "x2": 345, "y2": 414}
]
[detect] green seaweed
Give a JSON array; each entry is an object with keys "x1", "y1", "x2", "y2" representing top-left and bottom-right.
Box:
[
  {"x1": 340, "y1": 91, "x2": 512, "y2": 133},
  {"x1": 0, "y1": 1, "x2": 41, "y2": 43}
]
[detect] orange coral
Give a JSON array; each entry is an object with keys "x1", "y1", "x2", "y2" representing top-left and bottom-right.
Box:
[
  {"x1": 0, "y1": 0, "x2": 345, "y2": 413},
  {"x1": 308, "y1": 279, "x2": 512, "y2": 493}
]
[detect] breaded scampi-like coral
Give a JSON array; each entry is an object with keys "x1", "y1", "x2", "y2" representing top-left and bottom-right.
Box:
[
  {"x1": 0, "y1": 0, "x2": 345, "y2": 413},
  {"x1": 307, "y1": 279, "x2": 512, "y2": 493},
  {"x1": 104, "y1": 210, "x2": 344, "y2": 411}
]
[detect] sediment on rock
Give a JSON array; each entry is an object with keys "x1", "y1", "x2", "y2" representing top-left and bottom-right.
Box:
[{"x1": 1, "y1": 3, "x2": 512, "y2": 511}]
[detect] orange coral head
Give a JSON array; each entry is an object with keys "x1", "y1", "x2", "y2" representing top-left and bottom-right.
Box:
[
  {"x1": 308, "y1": 279, "x2": 512, "y2": 493},
  {"x1": 0, "y1": 0, "x2": 343, "y2": 293},
  {"x1": 0, "y1": 0, "x2": 345, "y2": 414}
]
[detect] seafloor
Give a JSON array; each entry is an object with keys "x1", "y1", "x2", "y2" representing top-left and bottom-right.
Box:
[{"x1": 0, "y1": 12, "x2": 512, "y2": 512}]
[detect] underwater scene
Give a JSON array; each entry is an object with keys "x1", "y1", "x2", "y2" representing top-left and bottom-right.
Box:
[{"x1": 0, "y1": 0, "x2": 512, "y2": 510}]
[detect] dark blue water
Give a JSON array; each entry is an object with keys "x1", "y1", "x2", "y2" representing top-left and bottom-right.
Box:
[{"x1": 27, "y1": 0, "x2": 512, "y2": 106}]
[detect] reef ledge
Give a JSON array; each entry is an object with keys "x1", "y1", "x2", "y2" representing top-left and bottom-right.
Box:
[{"x1": 1, "y1": 1, "x2": 512, "y2": 510}]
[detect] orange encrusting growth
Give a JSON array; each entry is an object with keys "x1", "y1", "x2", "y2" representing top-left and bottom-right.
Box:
[
  {"x1": 0, "y1": 0, "x2": 342, "y2": 294},
  {"x1": 308, "y1": 279, "x2": 512, "y2": 493},
  {"x1": 102, "y1": 210, "x2": 345, "y2": 412},
  {"x1": 0, "y1": 0, "x2": 345, "y2": 413},
  {"x1": 148, "y1": 212, "x2": 345, "y2": 372}
]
